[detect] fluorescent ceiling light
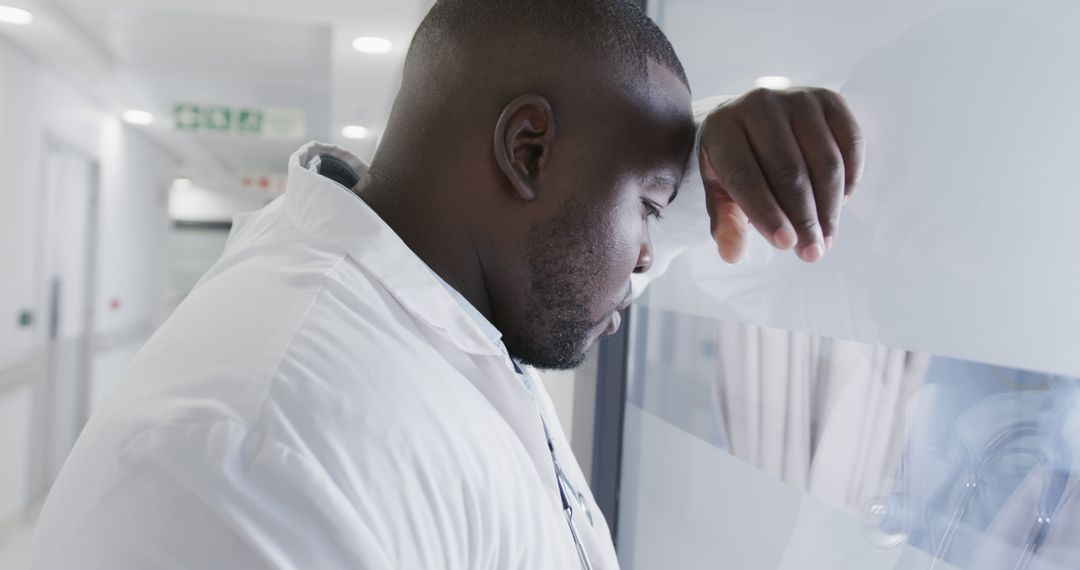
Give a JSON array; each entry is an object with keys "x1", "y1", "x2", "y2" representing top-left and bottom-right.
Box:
[
  {"x1": 352, "y1": 37, "x2": 392, "y2": 54},
  {"x1": 0, "y1": 5, "x2": 33, "y2": 25},
  {"x1": 341, "y1": 125, "x2": 370, "y2": 139},
  {"x1": 754, "y1": 75, "x2": 792, "y2": 90},
  {"x1": 122, "y1": 110, "x2": 154, "y2": 125}
]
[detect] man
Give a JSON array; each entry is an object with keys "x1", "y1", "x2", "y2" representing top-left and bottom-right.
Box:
[{"x1": 33, "y1": 1, "x2": 861, "y2": 568}]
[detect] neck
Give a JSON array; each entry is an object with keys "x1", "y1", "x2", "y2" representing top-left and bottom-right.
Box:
[{"x1": 356, "y1": 168, "x2": 496, "y2": 324}]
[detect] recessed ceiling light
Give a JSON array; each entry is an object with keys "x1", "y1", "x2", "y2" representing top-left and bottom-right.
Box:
[
  {"x1": 352, "y1": 37, "x2": 392, "y2": 54},
  {"x1": 341, "y1": 125, "x2": 370, "y2": 140},
  {"x1": 754, "y1": 75, "x2": 792, "y2": 90},
  {"x1": 122, "y1": 110, "x2": 154, "y2": 125},
  {"x1": 172, "y1": 178, "x2": 193, "y2": 189},
  {"x1": 0, "y1": 5, "x2": 33, "y2": 25}
]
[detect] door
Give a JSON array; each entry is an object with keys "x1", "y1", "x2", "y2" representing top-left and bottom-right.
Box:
[{"x1": 29, "y1": 142, "x2": 100, "y2": 502}]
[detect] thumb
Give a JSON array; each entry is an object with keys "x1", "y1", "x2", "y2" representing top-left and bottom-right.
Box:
[{"x1": 701, "y1": 145, "x2": 749, "y2": 263}]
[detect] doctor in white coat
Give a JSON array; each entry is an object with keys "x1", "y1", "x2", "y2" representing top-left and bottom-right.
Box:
[{"x1": 32, "y1": 1, "x2": 862, "y2": 568}]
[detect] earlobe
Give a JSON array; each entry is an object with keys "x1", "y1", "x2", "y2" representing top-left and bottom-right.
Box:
[{"x1": 493, "y1": 94, "x2": 556, "y2": 202}]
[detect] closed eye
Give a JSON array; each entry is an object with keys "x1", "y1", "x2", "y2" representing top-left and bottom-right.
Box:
[
  {"x1": 638, "y1": 172, "x2": 680, "y2": 210},
  {"x1": 643, "y1": 199, "x2": 663, "y2": 221}
]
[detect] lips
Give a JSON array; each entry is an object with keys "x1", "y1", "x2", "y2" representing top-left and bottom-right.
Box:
[
  {"x1": 603, "y1": 289, "x2": 632, "y2": 335},
  {"x1": 597, "y1": 288, "x2": 632, "y2": 336},
  {"x1": 606, "y1": 309, "x2": 622, "y2": 335}
]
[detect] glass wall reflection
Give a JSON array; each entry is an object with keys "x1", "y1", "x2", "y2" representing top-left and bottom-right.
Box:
[{"x1": 618, "y1": 305, "x2": 1080, "y2": 570}]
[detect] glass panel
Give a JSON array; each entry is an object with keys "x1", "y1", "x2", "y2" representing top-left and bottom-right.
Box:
[
  {"x1": 617, "y1": 302, "x2": 1080, "y2": 570},
  {"x1": 636, "y1": 0, "x2": 1080, "y2": 376},
  {"x1": 614, "y1": 2, "x2": 1080, "y2": 568}
]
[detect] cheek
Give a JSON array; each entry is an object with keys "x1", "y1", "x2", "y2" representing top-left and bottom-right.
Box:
[{"x1": 592, "y1": 200, "x2": 645, "y2": 285}]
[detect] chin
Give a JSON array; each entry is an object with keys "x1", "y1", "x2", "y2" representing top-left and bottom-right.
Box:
[
  {"x1": 535, "y1": 350, "x2": 590, "y2": 371},
  {"x1": 505, "y1": 302, "x2": 610, "y2": 371},
  {"x1": 506, "y1": 335, "x2": 591, "y2": 371}
]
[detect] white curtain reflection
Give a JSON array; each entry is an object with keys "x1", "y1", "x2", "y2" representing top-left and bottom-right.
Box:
[
  {"x1": 627, "y1": 308, "x2": 1080, "y2": 569},
  {"x1": 711, "y1": 320, "x2": 930, "y2": 513}
]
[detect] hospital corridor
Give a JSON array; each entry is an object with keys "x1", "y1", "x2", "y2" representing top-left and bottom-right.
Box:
[{"x1": 2, "y1": 1, "x2": 1080, "y2": 569}]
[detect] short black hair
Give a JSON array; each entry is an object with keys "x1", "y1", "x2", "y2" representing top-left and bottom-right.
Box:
[{"x1": 408, "y1": 0, "x2": 689, "y2": 91}]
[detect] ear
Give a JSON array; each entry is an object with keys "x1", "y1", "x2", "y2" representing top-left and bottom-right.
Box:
[{"x1": 493, "y1": 94, "x2": 556, "y2": 202}]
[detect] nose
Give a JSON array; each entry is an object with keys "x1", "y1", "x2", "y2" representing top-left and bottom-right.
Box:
[{"x1": 633, "y1": 224, "x2": 654, "y2": 274}]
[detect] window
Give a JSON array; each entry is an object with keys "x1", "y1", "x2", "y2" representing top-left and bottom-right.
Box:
[{"x1": 610, "y1": 2, "x2": 1080, "y2": 567}]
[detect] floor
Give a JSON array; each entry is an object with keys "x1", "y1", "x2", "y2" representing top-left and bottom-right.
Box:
[{"x1": 0, "y1": 501, "x2": 40, "y2": 570}]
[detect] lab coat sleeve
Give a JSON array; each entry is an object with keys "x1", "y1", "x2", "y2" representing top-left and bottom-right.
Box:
[
  {"x1": 33, "y1": 420, "x2": 395, "y2": 570},
  {"x1": 630, "y1": 96, "x2": 769, "y2": 296}
]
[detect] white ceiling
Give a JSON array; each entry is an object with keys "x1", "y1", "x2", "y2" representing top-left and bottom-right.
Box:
[
  {"x1": 9, "y1": 0, "x2": 981, "y2": 194},
  {"x1": 9, "y1": 0, "x2": 432, "y2": 192},
  {"x1": 63, "y1": 4, "x2": 333, "y2": 176}
]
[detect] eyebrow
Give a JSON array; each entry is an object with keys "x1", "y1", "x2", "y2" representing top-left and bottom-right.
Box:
[{"x1": 652, "y1": 173, "x2": 679, "y2": 204}]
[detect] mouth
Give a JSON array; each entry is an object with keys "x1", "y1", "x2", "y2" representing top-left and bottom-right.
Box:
[
  {"x1": 604, "y1": 310, "x2": 622, "y2": 335},
  {"x1": 615, "y1": 287, "x2": 633, "y2": 312}
]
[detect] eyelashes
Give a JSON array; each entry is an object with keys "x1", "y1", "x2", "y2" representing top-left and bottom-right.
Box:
[{"x1": 643, "y1": 199, "x2": 664, "y2": 221}]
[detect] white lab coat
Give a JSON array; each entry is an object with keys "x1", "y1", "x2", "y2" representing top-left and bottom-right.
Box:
[{"x1": 32, "y1": 101, "x2": 723, "y2": 569}]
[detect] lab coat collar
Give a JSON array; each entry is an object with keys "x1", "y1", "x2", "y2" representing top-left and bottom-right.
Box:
[
  {"x1": 283, "y1": 141, "x2": 503, "y2": 358},
  {"x1": 286, "y1": 143, "x2": 564, "y2": 521},
  {"x1": 428, "y1": 269, "x2": 505, "y2": 349}
]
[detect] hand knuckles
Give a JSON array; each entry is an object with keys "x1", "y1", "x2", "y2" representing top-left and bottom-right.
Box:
[
  {"x1": 771, "y1": 163, "x2": 811, "y2": 192},
  {"x1": 821, "y1": 156, "x2": 845, "y2": 184},
  {"x1": 816, "y1": 88, "x2": 844, "y2": 104},
  {"x1": 702, "y1": 105, "x2": 724, "y2": 124},
  {"x1": 790, "y1": 214, "x2": 819, "y2": 234},
  {"x1": 827, "y1": 221, "x2": 841, "y2": 236},
  {"x1": 719, "y1": 165, "x2": 762, "y2": 192},
  {"x1": 701, "y1": 109, "x2": 736, "y2": 137},
  {"x1": 820, "y1": 213, "x2": 840, "y2": 232},
  {"x1": 846, "y1": 131, "x2": 867, "y2": 153},
  {"x1": 742, "y1": 87, "x2": 777, "y2": 110},
  {"x1": 746, "y1": 87, "x2": 773, "y2": 100},
  {"x1": 785, "y1": 90, "x2": 818, "y2": 113},
  {"x1": 749, "y1": 213, "x2": 783, "y2": 234}
]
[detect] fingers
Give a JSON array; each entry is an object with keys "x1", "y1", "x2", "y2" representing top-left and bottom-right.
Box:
[
  {"x1": 699, "y1": 114, "x2": 797, "y2": 253},
  {"x1": 820, "y1": 92, "x2": 865, "y2": 196},
  {"x1": 701, "y1": 151, "x2": 750, "y2": 263},
  {"x1": 697, "y1": 87, "x2": 864, "y2": 263},
  {"x1": 714, "y1": 195, "x2": 749, "y2": 263},
  {"x1": 789, "y1": 93, "x2": 845, "y2": 244},
  {"x1": 739, "y1": 93, "x2": 825, "y2": 261}
]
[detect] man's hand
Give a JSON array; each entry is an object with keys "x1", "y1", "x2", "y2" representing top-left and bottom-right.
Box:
[{"x1": 698, "y1": 87, "x2": 864, "y2": 263}]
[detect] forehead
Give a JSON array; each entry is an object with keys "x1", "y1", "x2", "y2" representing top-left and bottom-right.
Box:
[
  {"x1": 600, "y1": 58, "x2": 692, "y2": 128},
  {"x1": 644, "y1": 57, "x2": 692, "y2": 119},
  {"x1": 596, "y1": 58, "x2": 695, "y2": 166}
]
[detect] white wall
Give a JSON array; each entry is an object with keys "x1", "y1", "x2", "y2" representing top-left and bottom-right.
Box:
[
  {"x1": 95, "y1": 119, "x2": 173, "y2": 334},
  {"x1": 0, "y1": 34, "x2": 172, "y2": 366},
  {"x1": 0, "y1": 34, "x2": 174, "y2": 524}
]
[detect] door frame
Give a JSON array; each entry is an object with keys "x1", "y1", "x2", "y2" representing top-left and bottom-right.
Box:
[{"x1": 27, "y1": 133, "x2": 101, "y2": 502}]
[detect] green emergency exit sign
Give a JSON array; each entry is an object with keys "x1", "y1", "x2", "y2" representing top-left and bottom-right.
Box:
[
  {"x1": 172, "y1": 103, "x2": 304, "y2": 140},
  {"x1": 236, "y1": 109, "x2": 263, "y2": 134},
  {"x1": 174, "y1": 104, "x2": 236, "y2": 132},
  {"x1": 173, "y1": 103, "x2": 200, "y2": 130}
]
